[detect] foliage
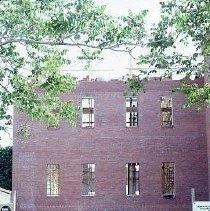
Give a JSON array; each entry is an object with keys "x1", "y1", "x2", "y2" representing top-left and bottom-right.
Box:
[
  {"x1": 124, "y1": 76, "x2": 147, "y2": 96},
  {"x1": 135, "y1": 0, "x2": 210, "y2": 109},
  {"x1": 142, "y1": 0, "x2": 209, "y2": 69},
  {"x1": 0, "y1": 0, "x2": 148, "y2": 132},
  {"x1": 0, "y1": 146, "x2": 12, "y2": 190},
  {"x1": 1, "y1": 0, "x2": 208, "y2": 135},
  {"x1": 177, "y1": 83, "x2": 210, "y2": 110}
]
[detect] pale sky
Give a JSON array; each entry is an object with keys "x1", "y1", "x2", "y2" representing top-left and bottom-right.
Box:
[
  {"x1": 64, "y1": 0, "x2": 165, "y2": 80},
  {"x1": 96, "y1": 0, "x2": 163, "y2": 18},
  {"x1": 0, "y1": 0, "x2": 165, "y2": 147}
]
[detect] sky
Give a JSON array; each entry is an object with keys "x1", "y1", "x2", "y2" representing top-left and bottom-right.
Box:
[
  {"x1": 96, "y1": 0, "x2": 163, "y2": 18},
  {"x1": 62, "y1": 0, "x2": 166, "y2": 80},
  {"x1": 0, "y1": 0, "x2": 165, "y2": 147}
]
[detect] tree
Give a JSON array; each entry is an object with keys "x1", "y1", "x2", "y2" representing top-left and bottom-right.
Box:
[
  {"x1": 0, "y1": 146, "x2": 12, "y2": 190},
  {"x1": 136, "y1": 0, "x2": 210, "y2": 109},
  {"x1": 1, "y1": 0, "x2": 208, "y2": 138},
  {"x1": 0, "y1": 0, "x2": 148, "y2": 133}
]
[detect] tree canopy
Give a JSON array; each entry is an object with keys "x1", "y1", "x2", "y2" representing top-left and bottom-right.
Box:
[
  {"x1": 137, "y1": 0, "x2": 210, "y2": 109},
  {"x1": 0, "y1": 0, "x2": 209, "y2": 137},
  {"x1": 0, "y1": 0, "x2": 147, "y2": 132}
]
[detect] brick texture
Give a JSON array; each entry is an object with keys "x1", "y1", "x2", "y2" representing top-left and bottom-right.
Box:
[
  {"x1": 13, "y1": 79, "x2": 209, "y2": 211},
  {"x1": 205, "y1": 56, "x2": 210, "y2": 197}
]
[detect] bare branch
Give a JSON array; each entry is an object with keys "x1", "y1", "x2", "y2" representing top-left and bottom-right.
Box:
[
  {"x1": 0, "y1": 38, "x2": 141, "y2": 51},
  {"x1": 0, "y1": 83, "x2": 8, "y2": 91}
]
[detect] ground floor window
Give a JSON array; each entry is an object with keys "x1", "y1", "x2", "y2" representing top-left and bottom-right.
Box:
[
  {"x1": 82, "y1": 163, "x2": 95, "y2": 196},
  {"x1": 126, "y1": 163, "x2": 140, "y2": 196},
  {"x1": 47, "y1": 164, "x2": 60, "y2": 196},
  {"x1": 161, "y1": 162, "x2": 175, "y2": 198}
]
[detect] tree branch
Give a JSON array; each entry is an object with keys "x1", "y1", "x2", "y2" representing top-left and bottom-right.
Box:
[
  {"x1": 0, "y1": 83, "x2": 9, "y2": 91},
  {"x1": 0, "y1": 38, "x2": 141, "y2": 51}
]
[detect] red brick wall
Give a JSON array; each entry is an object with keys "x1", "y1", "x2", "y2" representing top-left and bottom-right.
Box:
[
  {"x1": 206, "y1": 106, "x2": 210, "y2": 199},
  {"x1": 13, "y1": 79, "x2": 209, "y2": 211},
  {"x1": 205, "y1": 56, "x2": 210, "y2": 198}
]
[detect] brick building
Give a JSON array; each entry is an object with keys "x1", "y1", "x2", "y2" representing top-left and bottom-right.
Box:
[{"x1": 13, "y1": 78, "x2": 209, "y2": 211}]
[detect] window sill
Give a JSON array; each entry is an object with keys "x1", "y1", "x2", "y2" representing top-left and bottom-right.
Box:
[
  {"x1": 82, "y1": 127, "x2": 94, "y2": 129},
  {"x1": 126, "y1": 194, "x2": 140, "y2": 197},
  {"x1": 47, "y1": 126, "x2": 60, "y2": 130},
  {"x1": 126, "y1": 126, "x2": 139, "y2": 128},
  {"x1": 82, "y1": 194, "x2": 95, "y2": 197},
  {"x1": 46, "y1": 195, "x2": 60, "y2": 197},
  {"x1": 162, "y1": 193, "x2": 175, "y2": 199},
  {"x1": 161, "y1": 125, "x2": 173, "y2": 128}
]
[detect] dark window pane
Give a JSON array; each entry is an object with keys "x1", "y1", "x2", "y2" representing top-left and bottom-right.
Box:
[
  {"x1": 126, "y1": 163, "x2": 139, "y2": 196},
  {"x1": 82, "y1": 163, "x2": 95, "y2": 196}
]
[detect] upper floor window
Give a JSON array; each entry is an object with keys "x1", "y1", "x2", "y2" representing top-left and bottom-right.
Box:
[
  {"x1": 82, "y1": 98, "x2": 94, "y2": 128},
  {"x1": 82, "y1": 163, "x2": 95, "y2": 196},
  {"x1": 161, "y1": 162, "x2": 175, "y2": 198},
  {"x1": 47, "y1": 164, "x2": 60, "y2": 196},
  {"x1": 160, "y1": 97, "x2": 173, "y2": 127},
  {"x1": 126, "y1": 97, "x2": 138, "y2": 127},
  {"x1": 126, "y1": 163, "x2": 140, "y2": 196}
]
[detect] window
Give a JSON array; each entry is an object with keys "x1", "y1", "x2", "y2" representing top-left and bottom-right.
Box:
[
  {"x1": 47, "y1": 164, "x2": 60, "y2": 196},
  {"x1": 82, "y1": 98, "x2": 94, "y2": 128},
  {"x1": 160, "y1": 97, "x2": 173, "y2": 127},
  {"x1": 161, "y1": 162, "x2": 175, "y2": 198},
  {"x1": 82, "y1": 163, "x2": 95, "y2": 196},
  {"x1": 126, "y1": 97, "x2": 138, "y2": 127},
  {"x1": 126, "y1": 163, "x2": 140, "y2": 196}
]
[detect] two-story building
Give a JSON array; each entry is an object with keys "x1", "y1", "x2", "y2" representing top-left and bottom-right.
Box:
[{"x1": 13, "y1": 78, "x2": 209, "y2": 211}]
